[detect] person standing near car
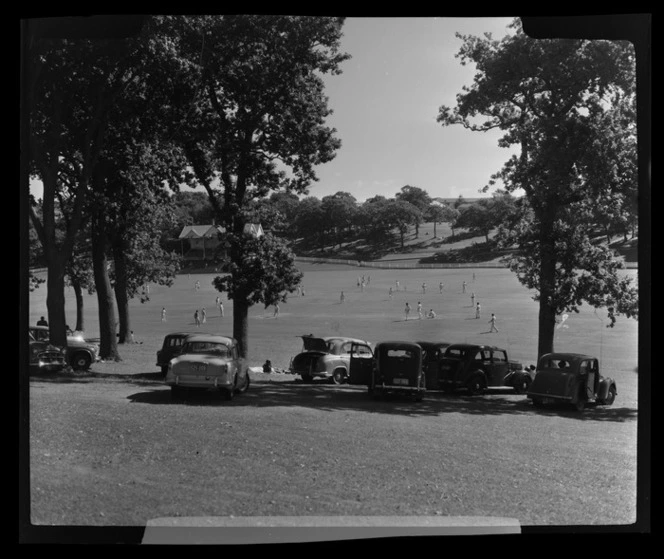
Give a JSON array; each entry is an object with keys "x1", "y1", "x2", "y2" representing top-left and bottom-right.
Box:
[{"x1": 37, "y1": 316, "x2": 48, "y2": 327}]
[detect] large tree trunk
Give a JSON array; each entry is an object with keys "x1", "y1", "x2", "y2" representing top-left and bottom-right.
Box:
[
  {"x1": 72, "y1": 279, "x2": 85, "y2": 332},
  {"x1": 92, "y1": 222, "x2": 121, "y2": 362},
  {"x1": 537, "y1": 222, "x2": 558, "y2": 359},
  {"x1": 233, "y1": 298, "x2": 250, "y2": 359},
  {"x1": 45, "y1": 255, "x2": 68, "y2": 348},
  {"x1": 112, "y1": 245, "x2": 131, "y2": 344}
]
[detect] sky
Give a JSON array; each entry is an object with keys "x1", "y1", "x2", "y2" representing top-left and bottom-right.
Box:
[
  {"x1": 29, "y1": 16, "x2": 521, "y2": 204},
  {"x1": 310, "y1": 16, "x2": 521, "y2": 202}
]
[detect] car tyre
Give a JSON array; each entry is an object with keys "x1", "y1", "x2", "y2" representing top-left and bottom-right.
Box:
[
  {"x1": 236, "y1": 372, "x2": 250, "y2": 394},
  {"x1": 514, "y1": 375, "x2": 531, "y2": 394},
  {"x1": 602, "y1": 385, "x2": 616, "y2": 406},
  {"x1": 331, "y1": 368, "x2": 346, "y2": 385},
  {"x1": 171, "y1": 386, "x2": 185, "y2": 401},
  {"x1": 466, "y1": 374, "x2": 485, "y2": 396},
  {"x1": 71, "y1": 352, "x2": 92, "y2": 371},
  {"x1": 301, "y1": 372, "x2": 313, "y2": 383}
]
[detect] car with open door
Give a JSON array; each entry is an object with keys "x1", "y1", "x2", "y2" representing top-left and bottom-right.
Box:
[
  {"x1": 289, "y1": 335, "x2": 372, "y2": 384},
  {"x1": 416, "y1": 341, "x2": 452, "y2": 390}
]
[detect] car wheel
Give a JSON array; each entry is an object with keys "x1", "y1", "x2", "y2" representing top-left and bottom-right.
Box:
[
  {"x1": 71, "y1": 352, "x2": 92, "y2": 371},
  {"x1": 301, "y1": 372, "x2": 313, "y2": 383},
  {"x1": 331, "y1": 368, "x2": 346, "y2": 385},
  {"x1": 466, "y1": 374, "x2": 485, "y2": 396},
  {"x1": 237, "y1": 372, "x2": 250, "y2": 394},
  {"x1": 514, "y1": 376, "x2": 531, "y2": 394},
  {"x1": 171, "y1": 386, "x2": 185, "y2": 401},
  {"x1": 601, "y1": 385, "x2": 616, "y2": 406}
]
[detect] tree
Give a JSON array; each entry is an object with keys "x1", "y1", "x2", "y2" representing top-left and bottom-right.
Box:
[
  {"x1": 426, "y1": 203, "x2": 447, "y2": 238},
  {"x1": 294, "y1": 196, "x2": 325, "y2": 249},
  {"x1": 26, "y1": 18, "x2": 148, "y2": 347},
  {"x1": 321, "y1": 192, "x2": 357, "y2": 247},
  {"x1": 438, "y1": 19, "x2": 638, "y2": 358},
  {"x1": 395, "y1": 185, "x2": 431, "y2": 238},
  {"x1": 386, "y1": 199, "x2": 421, "y2": 249},
  {"x1": 157, "y1": 15, "x2": 349, "y2": 358},
  {"x1": 454, "y1": 202, "x2": 493, "y2": 243}
]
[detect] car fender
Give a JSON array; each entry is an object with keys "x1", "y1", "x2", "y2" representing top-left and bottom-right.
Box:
[{"x1": 597, "y1": 377, "x2": 617, "y2": 400}]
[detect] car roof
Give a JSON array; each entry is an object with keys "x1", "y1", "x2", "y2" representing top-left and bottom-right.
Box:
[
  {"x1": 416, "y1": 341, "x2": 451, "y2": 348},
  {"x1": 446, "y1": 343, "x2": 507, "y2": 351},
  {"x1": 184, "y1": 334, "x2": 235, "y2": 345},
  {"x1": 539, "y1": 352, "x2": 596, "y2": 362},
  {"x1": 376, "y1": 341, "x2": 423, "y2": 349}
]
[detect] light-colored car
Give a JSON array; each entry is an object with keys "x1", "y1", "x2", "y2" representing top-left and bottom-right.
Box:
[
  {"x1": 289, "y1": 335, "x2": 373, "y2": 384},
  {"x1": 29, "y1": 325, "x2": 99, "y2": 370},
  {"x1": 164, "y1": 334, "x2": 249, "y2": 401},
  {"x1": 28, "y1": 330, "x2": 67, "y2": 372}
]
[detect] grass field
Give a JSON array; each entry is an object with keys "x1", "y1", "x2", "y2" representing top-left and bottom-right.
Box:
[{"x1": 28, "y1": 263, "x2": 639, "y2": 403}]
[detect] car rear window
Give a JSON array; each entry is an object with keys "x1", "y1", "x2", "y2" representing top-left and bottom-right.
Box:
[
  {"x1": 445, "y1": 347, "x2": 466, "y2": 358},
  {"x1": 386, "y1": 349, "x2": 414, "y2": 358},
  {"x1": 182, "y1": 342, "x2": 230, "y2": 357},
  {"x1": 167, "y1": 337, "x2": 185, "y2": 348}
]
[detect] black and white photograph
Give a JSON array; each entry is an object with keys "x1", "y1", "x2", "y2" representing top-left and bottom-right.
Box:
[{"x1": 20, "y1": 14, "x2": 650, "y2": 543}]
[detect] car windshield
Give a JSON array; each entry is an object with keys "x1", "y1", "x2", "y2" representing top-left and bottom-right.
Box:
[{"x1": 182, "y1": 342, "x2": 230, "y2": 357}]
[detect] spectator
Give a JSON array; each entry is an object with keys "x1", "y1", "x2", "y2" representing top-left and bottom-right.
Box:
[{"x1": 37, "y1": 316, "x2": 48, "y2": 326}]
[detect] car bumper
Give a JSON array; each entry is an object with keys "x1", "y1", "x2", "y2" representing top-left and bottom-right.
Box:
[
  {"x1": 527, "y1": 392, "x2": 572, "y2": 403},
  {"x1": 33, "y1": 362, "x2": 66, "y2": 371},
  {"x1": 374, "y1": 384, "x2": 425, "y2": 394},
  {"x1": 166, "y1": 375, "x2": 232, "y2": 389}
]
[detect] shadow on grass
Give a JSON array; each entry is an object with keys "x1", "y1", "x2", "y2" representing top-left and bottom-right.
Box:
[
  {"x1": 124, "y1": 379, "x2": 637, "y2": 423},
  {"x1": 28, "y1": 368, "x2": 165, "y2": 385}
]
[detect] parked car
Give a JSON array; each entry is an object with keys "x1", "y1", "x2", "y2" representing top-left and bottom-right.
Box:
[
  {"x1": 156, "y1": 331, "x2": 207, "y2": 375},
  {"x1": 368, "y1": 341, "x2": 426, "y2": 401},
  {"x1": 164, "y1": 334, "x2": 249, "y2": 401},
  {"x1": 29, "y1": 325, "x2": 99, "y2": 371},
  {"x1": 289, "y1": 335, "x2": 372, "y2": 384},
  {"x1": 527, "y1": 353, "x2": 617, "y2": 411},
  {"x1": 28, "y1": 330, "x2": 67, "y2": 372},
  {"x1": 437, "y1": 343, "x2": 529, "y2": 395},
  {"x1": 417, "y1": 341, "x2": 452, "y2": 390}
]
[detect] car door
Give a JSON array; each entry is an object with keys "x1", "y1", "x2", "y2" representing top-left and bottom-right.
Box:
[
  {"x1": 348, "y1": 343, "x2": 374, "y2": 385},
  {"x1": 489, "y1": 349, "x2": 510, "y2": 386}
]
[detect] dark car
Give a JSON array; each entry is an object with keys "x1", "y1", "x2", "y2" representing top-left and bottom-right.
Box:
[
  {"x1": 289, "y1": 335, "x2": 372, "y2": 384},
  {"x1": 417, "y1": 341, "x2": 452, "y2": 390},
  {"x1": 527, "y1": 353, "x2": 617, "y2": 411},
  {"x1": 369, "y1": 341, "x2": 426, "y2": 401},
  {"x1": 29, "y1": 325, "x2": 98, "y2": 371},
  {"x1": 156, "y1": 332, "x2": 207, "y2": 375},
  {"x1": 29, "y1": 330, "x2": 67, "y2": 372},
  {"x1": 438, "y1": 343, "x2": 529, "y2": 395}
]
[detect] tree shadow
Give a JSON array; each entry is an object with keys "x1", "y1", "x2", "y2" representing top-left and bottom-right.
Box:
[{"x1": 125, "y1": 380, "x2": 638, "y2": 423}]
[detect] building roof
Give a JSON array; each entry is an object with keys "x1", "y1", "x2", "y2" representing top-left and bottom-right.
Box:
[
  {"x1": 178, "y1": 225, "x2": 224, "y2": 239},
  {"x1": 178, "y1": 223, "x2": 264, "y2": 239}
]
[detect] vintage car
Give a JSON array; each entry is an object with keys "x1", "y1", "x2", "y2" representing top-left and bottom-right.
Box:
[
  {"x1": 527, "y1": 353, "x2": 617, "y2": 411},
  {"x1": 289, "y1": 335, "x2": 372, "y2": 384},
  {"x1": 417, "y1": 341, "x2": 452, "y2": 390},
  {"x1": 29, "y1": 325, "x2": 99, "y2": 371},
  {"x1": 156, "y1": 331, "x2": 207, "y2": 375},
  {"x1": 164, "y1": 334, "x2": 249, "y2": 401},
  {"x1": 437, "y1": 343, "x2": 529, "y2": 395},
  {"x1": 29, "y1": 330, "x2": 67, "y2": 372},
  {"x1": 368, "y1": 341, "x2": 426, "y2": 401}
]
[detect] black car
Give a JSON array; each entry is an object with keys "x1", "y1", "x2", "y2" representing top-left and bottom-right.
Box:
[
  {"x1": 156, "y1": 332, "x2": 207, "y2": 375},
  {"x1": 438, "y1": 343, "x2": 529, "y2": 395},
  {"x1": 416, "y1": 341, "x2": 452, "y2": 390}
]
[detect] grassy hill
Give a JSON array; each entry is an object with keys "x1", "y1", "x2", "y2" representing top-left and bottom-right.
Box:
[{"x1": 291, "y1": 222, "x2": 638, "y2": 267}]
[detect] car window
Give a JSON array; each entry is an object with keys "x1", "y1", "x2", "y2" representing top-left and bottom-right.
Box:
[
  {"x1": 354, "y1": 344, "x2": 372, "y2": 357},
  {"x1": 493, "y1": 350, "x2": 507, "y2": 362},
  {"x1": 473, "y1": 351, "x2": 487, "y2": 361},
  {"x1": 386, "y1": 349, "x2": 413, "y2": 359},
  {"x1": 183, "y1": 342, "x2": 230, "y2": 356},
  {"x1": 341, "y1": 342, "x2": 354, "y2": 354},
  {"x1": 168, "y1": 337, "x2": 184, "y2": 348},
  {"x1": 445, "y1": 347, "x2": 466, "y2": 358}
]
